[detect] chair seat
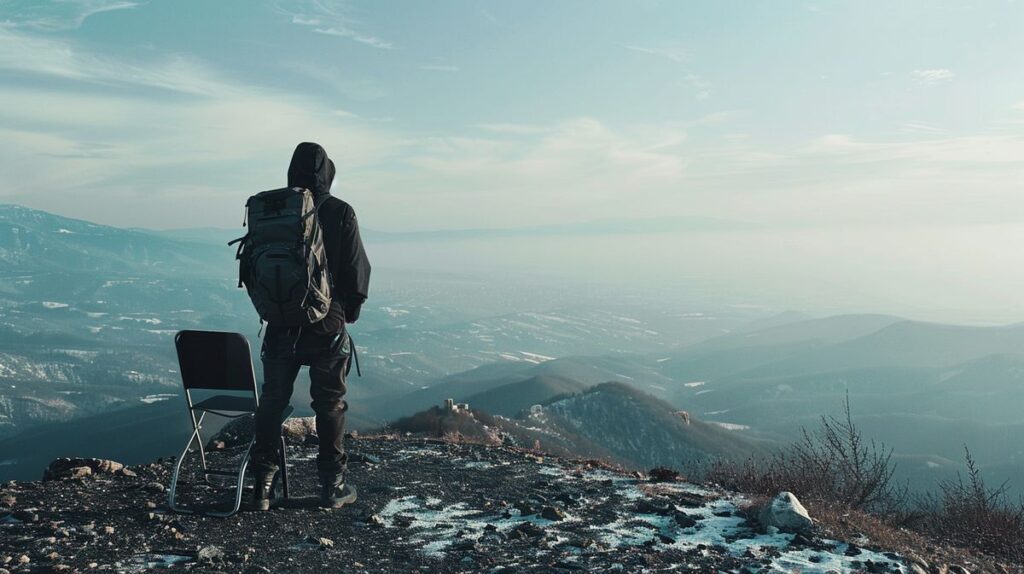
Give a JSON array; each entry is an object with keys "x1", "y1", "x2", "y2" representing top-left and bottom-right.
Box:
[
  {"x1": 191, "y1": 396, "x2": 295, "y2": 424},
  {"x1": 191, "y1": 395, "x2": 257, "y2": 413}
]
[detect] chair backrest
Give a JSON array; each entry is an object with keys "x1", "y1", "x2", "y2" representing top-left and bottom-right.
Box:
[{"x1": 174, "y1": 330, "x2": 257, "y2": 392}]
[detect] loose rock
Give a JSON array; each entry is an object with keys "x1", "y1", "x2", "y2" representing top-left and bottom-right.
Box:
[
  {"x1": 144, "y1": 482, "x2": 166, "y2": 493},
  {"x1": 197, "y1": 545, "x2": 226, "y2": 563},
  {"x1": 43, "y1": 458, "x2": 124, "y2": 481},
  {"x1": 541, "y1": 506, "x2": 566, "y2": 521},
  {"x1": 758, "y1": 492, "x2": 813, "y2": 533}
]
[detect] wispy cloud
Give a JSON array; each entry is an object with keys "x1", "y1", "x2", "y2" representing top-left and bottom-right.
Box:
[
  {"x1": 398, "y1": 125, "x2": 1024, "y2": 228},
  {"x1": 683, "y1": 74, "x2": 712, "y2": 100},
  {"x1": 621, "y1": 42, "x2": 688, "y2": 63},
  {"x1": 478, "y1": 7, "x2": 498, "y2": 24},
  {"x1": 276, "y1": 0, "x2": 392, "y2": 49},
  {"x1": 0, "y1": 27, "x2": 231, "y2": 96},
  {"x1": 621, "y1": 42, "x2": 709, "y2": 99},
  {"x1": 394, "y1": 118, "x2": 690, "y2": 227},
  {"x1": 0, "y1": 0, "x2": 139, "y2": 31},
  {"x1": 1012, "y1": 100, "x2": 1024, "y2": 111},
  {"x1": 419, "y1": 64, "x2": 460, "y2": 73},
  {"x1": 803, "y1": 133, "x2": 1024, "y2": 165},
  {"x1": 0, "y1": 26, "x2": 404, "y2": 227},
  {"x1": 911, "y1": 68, "x2": 955, "y2": 85},
  {"x1": 473, "y1": 123, "x2": 552, "y2": 135},
  {"x1": 899, "y1": 121, "x2": 947, "y2": 135},
  {"x1": 681, "y1": 110, "x2": 747, "y2": 127},
  {"x1": 314, "y1": 25, "x2": 392, "y2": 49},
  {"x1": 287, "y1": 61, "x2": 390, "y2": 101}
]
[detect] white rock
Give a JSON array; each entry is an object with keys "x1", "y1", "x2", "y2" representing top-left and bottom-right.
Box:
[{"x1": 759, "y1": 491, "x2": 813, "y2": 533}]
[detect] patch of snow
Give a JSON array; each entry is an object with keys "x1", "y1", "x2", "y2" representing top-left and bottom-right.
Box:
[
  {"x1": 118, "y1": 316, "x2": 162, "y2": 325},
  {"x1": 365, "y1": 458, "x2": 909, "y2": 571},
  {"x1": 614, "y1": 316, "x2": 643, "y2": 325},
  {"x1": 121, "y1": 554, "x2": 192, "y2": 572},
  {"x1": 537, "y1": 466, "x2": 564, "y2": 477},
  {"x1": 141, "y1": 394, "x2": 177, "y2": 404},
  {"x1": 520, "y1": 351, "x2": 555, "y2": 363},
  {"x1": 463, "y1": 461, "x2": 494, "y2": 470},
  {"x1": 380, "y1": 306, "x2": 411, "y2": 318},
  {"x1": 708, "y1": 421, "x2": 750, "y2": 431},
  {"x1": 581, "y1": 471, "x2": 906, "y2": 573},
  {"x1": 52, "y1": 349, "x2": 99, "y2": 359},
  {"x1": 378, "y1": 495, "x2": 561, "y2": 558}
]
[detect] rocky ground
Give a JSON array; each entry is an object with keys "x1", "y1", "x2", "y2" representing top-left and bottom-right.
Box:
[{"x1": 0, "y1": 436, "x2": 955, "y2": 573}]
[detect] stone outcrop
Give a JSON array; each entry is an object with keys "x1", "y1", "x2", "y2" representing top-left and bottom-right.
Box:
[
  {"x1": 42, "y1": 458, "x2": 126, "y2": 481},
  {"x1": 208, "y1": 416, "x2": 318, "y2": 449},
  {"x1": 758, "y1": 491, "x2": 814, "y2": 533}
]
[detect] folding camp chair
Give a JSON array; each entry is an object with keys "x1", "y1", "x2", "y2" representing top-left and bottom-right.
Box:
[{"x1": 168, "y1": 330, "x2": 292, "y2": 517}]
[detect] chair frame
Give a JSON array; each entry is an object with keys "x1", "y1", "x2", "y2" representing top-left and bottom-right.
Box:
[{"x1": 167, "y1": 330, "x2": 290, "y2": 517}]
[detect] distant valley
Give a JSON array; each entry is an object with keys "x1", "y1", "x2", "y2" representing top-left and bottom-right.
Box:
[{"x1": 1, "y1": 203, "x2": 1022, "y2": 498}]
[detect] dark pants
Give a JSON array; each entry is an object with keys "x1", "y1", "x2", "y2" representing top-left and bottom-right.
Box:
[{"x1": 252, "y1": 325, "x2": 350, "y2": 477}]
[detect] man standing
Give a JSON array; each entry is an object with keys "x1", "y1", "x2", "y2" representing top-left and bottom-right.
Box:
[{"x1": 249, "y1": 142, "x2": 371, "y2": 510}]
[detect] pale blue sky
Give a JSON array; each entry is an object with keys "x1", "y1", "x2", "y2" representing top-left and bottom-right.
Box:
[
  {"x1": 2, "y1": 0, "x2": 1022, "y2": 231},
  {"x1": 2, "y1": 1, "x2": 1024, "y2": 320}
]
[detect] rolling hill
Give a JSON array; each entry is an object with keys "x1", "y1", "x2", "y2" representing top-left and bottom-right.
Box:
[{"x1": 391, "y1": 381, "x2": 767, "y2": 472}]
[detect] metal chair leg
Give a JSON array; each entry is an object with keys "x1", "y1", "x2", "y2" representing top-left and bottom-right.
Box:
[
  {"x1": 168, "y1": 415, "x2": 254, "y2": 518},
  {"x1": 190, "y1": 440, "x2": 253, "y2": 518},
  {"x1": 216, "y1": 442, "x2": 252, "y2": 518},
  {"x1": 167, "y1": 425, "x2": 201, "y2": 515}
]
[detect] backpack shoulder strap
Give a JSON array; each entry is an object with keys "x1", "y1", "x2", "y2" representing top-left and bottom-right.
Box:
[{"x1": 301, "y1": 194, "x2": 331, "y2": 222}]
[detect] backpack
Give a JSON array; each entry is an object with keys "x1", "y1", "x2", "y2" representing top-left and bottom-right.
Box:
[{"x1": 229, "y1": 187, "x2": 333, "y2": 327}]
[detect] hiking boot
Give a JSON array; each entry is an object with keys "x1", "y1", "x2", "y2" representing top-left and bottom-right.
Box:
[
  {"x1": 318, "y1": 470, "x2": 357, "y2": 509},
  {"x1": 249, "y1": 468, "x2": 278, "y2": 511}
]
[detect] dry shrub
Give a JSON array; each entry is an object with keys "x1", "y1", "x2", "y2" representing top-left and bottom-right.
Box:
[
  {"x1": 913, "y1": 447, "x2": 1024, "y2": 562},
  {"x1": 705, "y1": 394, "x2": 904, "y2": 514}
]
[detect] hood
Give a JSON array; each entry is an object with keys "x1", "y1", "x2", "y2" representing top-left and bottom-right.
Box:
[{"x1": 287, "y1": 142, "x2": 336, "y2": 196}]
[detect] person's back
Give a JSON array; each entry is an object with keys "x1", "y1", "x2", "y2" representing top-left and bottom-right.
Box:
[{"x1": 248, "y1": 141, "x2": 371, "y2": 510}]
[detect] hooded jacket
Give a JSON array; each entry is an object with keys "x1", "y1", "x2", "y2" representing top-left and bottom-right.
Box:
[{"x1": 286, "y1": 142, "x2": 371, "y2": 332}]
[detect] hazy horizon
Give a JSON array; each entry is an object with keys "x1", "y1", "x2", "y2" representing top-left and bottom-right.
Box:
[{"x1": 5, "y1": 199, "x2": 1023, "y2": 326}]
